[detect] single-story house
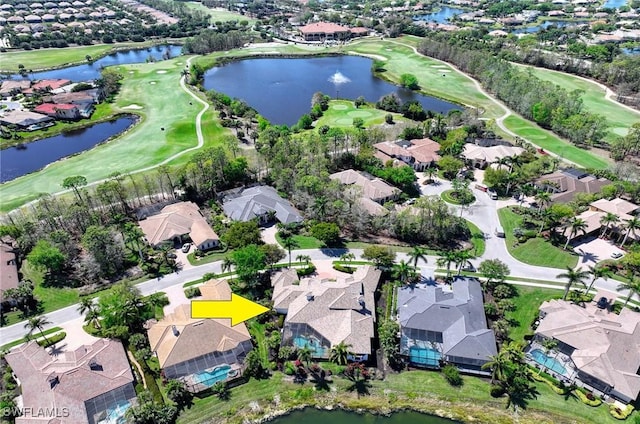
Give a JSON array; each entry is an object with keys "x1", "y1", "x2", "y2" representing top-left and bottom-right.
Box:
[
  {"x1": 272, "y1": 265, "x2": 381, "y2": 361},
  {"x1": 298, "y1": 22, "x2": 352, "y2": 41},
  {"x1": 222, "y1": 185, "x2": 303, "y2": 225},
  {"x1": 397, "y1": 277, "x2": 498, "y2": 374},
  {"x1": 374, "y1": 138, "x2": 441, "y2": 171},
  {"x1": 0, "y1": 238, "x2": 19, "y2": 304},
  {"x1": 0, "y1": 80, "x2": 31, "y2": 98},
  {"x1": 535, "y1": 169, "x2": 610, "y2": 204},
  {"x1": 47, "y1": 88, "x2": 104, "y2": 104},
  {"x1": 138, "y1": 201, "x2": 219, "y2": 250},
  {"x1": 462, "y1": 143, "x2": 524, "y2": 169},
  {"x1": 0, "y1": 109, "x2": 53, "y2": 130},
  {"x1": 528, "y1": 297, "x2": 640, "y2": 404},
  {"x1": 574, "y1": 197, "x2": 640, "y2": 241},
  {"x1": 329, "y1": 169, "x2": 400, "y2": 204},
  {"x1": 5, "y1": 339, "x2": 137, "y2": 424},
  {"x1": 24, "y1": 78, "x2": 72, "y2": 95},
  {"x1": 33, "y1": 102, "x2": 81, "y2": 120},
  {"x1": 147, "y1": 279, "x2": 253, "y2": 392}
]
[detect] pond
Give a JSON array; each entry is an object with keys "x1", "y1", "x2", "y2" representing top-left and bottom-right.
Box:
[
  {"x1": 1, "y1": 116, "x2": 136, "y2": 183},
  {"x1": 413, "y1": 6, "x2": 465, "y2": 24},
  {"x1": 203, "y1": 56, "x2": 461, "y2": 126},
  {"x1": 602, "y1": 0, "x2": 627, "y2": 8},
  {"x1": 7, "y1": 44, "x2": 183, "y2": 81},
  {"x1": 513, "y1": 20, "x2": 585, "y2": 34},
  {"x1": 271, "y1": 408, "x2": 458, "y2": 424}
]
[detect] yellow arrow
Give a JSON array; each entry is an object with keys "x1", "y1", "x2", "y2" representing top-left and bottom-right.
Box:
[{"x1": 191, "y1": 294, "x2": 270, "y2": 326}]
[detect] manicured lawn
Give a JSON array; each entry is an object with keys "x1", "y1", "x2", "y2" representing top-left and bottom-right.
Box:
[
  {"x1": 503, "y1": 115, "x2": 610, "y2": 169},
  {"x1": 275, "y1": 233, "x2": 324, "y2": 249},
  {"x1": 21, "y1": 261, "x2": 80, "y2": 313},
  {"x1": 441, "y1": 189, "x2": 474, "y2": 205},
  {"x1": 247, "y1": 320, "x2": 269, "y2": 367},
  {"x1": 314, "y1": 100, "x2": 406, "y2": 128},
  {"x1": 516, "y1": 64, "x2": 640, "y2": 142},
  {"x1": 506, "y1": 286, "x2": 561, "y2": 342},
  {"x1": 498, "y1": 207, "x2": 578, "y2": 269},
  {"x1": 466, "y1": 220, "x2": 486, "y2": 256}
]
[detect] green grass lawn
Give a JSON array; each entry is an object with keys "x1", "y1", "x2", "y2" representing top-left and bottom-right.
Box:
[
  {"x1": 506, "y1": 286, "x2": 561, "y2": 342},
  {"x1": 498, "y1": 207, "x2": 578, "y2": 269},
  {"x1": 247, "y1": 320, "x2": 269, "y2": 367},
  {"x1": 466, "y1": 220, "x2": 486, "y2": 257},
  {"x1": 275, "y1": 233, "x2": 324, "y2": 249},
  {"x1": 314, "y1": 100, "x2": 406, "y2": 128},
  {"x1": 503, "y1": 115, "x2": 610, "y2": 169},
  {"x1": 21, "y1": 261, "x2": 80, "y2": 313},
  {"x1": 0, "y1": 326, "x2": 64, "y2": 351},
  {"x1": 515, "y1": 64, "x2": 640, "y2": 142},
  {"x1": 183, "y1": 2, "x2": 257, "y2": 25}
]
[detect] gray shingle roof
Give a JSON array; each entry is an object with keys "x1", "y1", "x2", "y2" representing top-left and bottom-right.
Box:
[{"x1": 222, "y1": 186, "x2": 302, "y2": 224}]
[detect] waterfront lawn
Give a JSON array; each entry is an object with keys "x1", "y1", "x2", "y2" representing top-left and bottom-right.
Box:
[
  {"x1": 503, "y1": 115, "x2": 610, "y2": 169},
  {"x1": 517, "y1": 64, "x2": 640, "y2": 142},
  {"x1": 314, "y1": 100, "x2": 407, "y2": 128},
  {"x1": 506, "y1": 286, "x2": 561, "y2": 342},
  {"x1": 0, "y1": 42, "x2": 158, "y2": 72},
  {"x1": 498, "y1": 207, "x2": 578, "y2": 269}
]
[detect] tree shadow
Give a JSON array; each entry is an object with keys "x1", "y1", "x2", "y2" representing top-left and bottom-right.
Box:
[{"x1": 346, "y1": 379, "x2": 372, "y2": 397}]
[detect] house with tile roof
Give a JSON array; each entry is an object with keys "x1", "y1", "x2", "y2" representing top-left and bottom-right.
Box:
[
  {"x1": 0, "y1": 80, "x2": 31, "y2": 98},
  {"x1": 33, "y1": 102, "x2": 80, "y2": 120},
  {"x1": 222, "y1": 185, "x2": 303, "y2": 225},
  {"x1": 272, "y1": 266, "x2": 381, "y2": 361},
  {"x1": 0, "y1": 110, "x2": 53, "y2": 130},
  {"x1": 298, "y1": 22, "x2": 352, "y2": 41},
  {"x1": 535, "y1": 168, "x2": 610, "y2": 204},
  {"x1": 329, "y1": 169, "x2": 400, "y2": 205},
  {"x1": 462, "y1": 143, "x2": 524, "y2": 169},
  {"x1": 572, "y1": 198, "x2": 640, "y2": 242},
  {"x1": 138, "y1": 201, "x2": 219, "y2": 251},
  {"x1": 146, "y1": 279, "x2": 252, "y2": 392},
  {"x1": 397, "y1": 277, "x2": 497, "y2": 374},
  {"x1": 374, "y1": 138, "x2": 441, "y2": 171},
  {"x1": 529, "y1": 297, "x2": 640, "y2": 404},
  {"x1": 5, "y1": 339, "x2": 137, "y2": 424}
]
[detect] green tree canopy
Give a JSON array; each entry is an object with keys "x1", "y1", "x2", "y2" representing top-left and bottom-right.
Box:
[
  {"x1": 310, "y1": 222, "x2": 341, "y2": 246},
  {"x1": 27, "y1": 240, "x2": 66, "y2": 275},
  {"x1": 231, "y1": 244, "x2": 266, "y2": 287},
  {"x1": 221, "y1": 220, "x2": 263, "y2": 249}
]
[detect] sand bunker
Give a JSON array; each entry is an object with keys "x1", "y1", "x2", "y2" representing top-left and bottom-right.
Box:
[
  {"x1": 122, "y1": 104, "x2": 143, "y2": 110},
  {"x1": 150, "y1": 82, "x2": 156, "y2": 85},
  {"x1": 157, "y1": 70, "x2": 168, "y2": 74},
  {"x1": 440, "y1": 70, "x2": 452, "y2": 73}
]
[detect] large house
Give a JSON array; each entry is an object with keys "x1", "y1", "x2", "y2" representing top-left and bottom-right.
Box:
[
  {"x1": 528, "y1": 297, "x2": 640, "y2": 404},
  {"x1": 397, "y1": 277, "x2": 497, "y2": 374},
  {"x1": 33, "y1": 103, "x2": 81, "y2": 120},
  {"x1": 222, "y1": 185, "x2": 303, "y2": 225},
  {"x1": 535, "y1": 168, "x2": 610, "y2": 204},
  {"x1": 574, "y1": 197, "x2": 640, "y2": 240},
  {"x1": 462, "y1": 143, "x2": 524, "y2": 169},
  {"x1": 0, "y1": 109, "x2": 53, "y2": 131},
  {"x1": 329, "y1": 169, "x2": 400, "y2": 208},
  {"x1": 298, "y1": 22, "x2": 352, "y2": 41},
  {"x1": 147, "y1": 279, "x2": 252, "y2": 392},
  {"x1": 5, "y1": 339, "x2": 137, "y2": 424},
  {"x1": 272, "y1": 265, "x2": 381, "y2": 361},
  {"x1": 374, "y1": 138, "x2": 441, "y2": 171},
  {"x1": 0, "y1": 80, "x2": 31, "y2": 98},
  {"x1": 138, "y1": 201, "x2": 219, "y2": 250}
]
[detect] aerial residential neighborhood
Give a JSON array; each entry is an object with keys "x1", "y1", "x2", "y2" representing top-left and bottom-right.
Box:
[{"x1": 0, "y1": 0, "x2": 639, "y2": 423}]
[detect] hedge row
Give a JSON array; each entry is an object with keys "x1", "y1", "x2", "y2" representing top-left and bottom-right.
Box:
[{"x1": 36, "y1": 332, "x2": 66, "y2": 348}]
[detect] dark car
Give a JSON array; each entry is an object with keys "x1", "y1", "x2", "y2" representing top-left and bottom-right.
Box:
[{"x1": 596, "y1": 297, "x2": 608, "y2": 309}]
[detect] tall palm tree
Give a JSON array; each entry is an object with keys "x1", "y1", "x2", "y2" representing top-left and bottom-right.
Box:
[
  {"x1": 297, "y1": 345, "x2": 313, "y2": 367},
  {"x1": 454, "y1": 249, "x2": 473, "y2": 276},
  {"x1": 330, "y1": 341, "x2": 352, "y2": 365},
  {"x1": 599, "y1": 212, "x2": 619, "y2": 238},
  {"x1": 534, "y1": 191, "x2": 551, "y2": 212},
  {"x1": 340, "y1": 252, "x2": 355, "y2": 263},
  {"x1": 407, "y1": 246, "x2": 428, "y2": 268},
  {"x1": 556, "y1": 267, "x2": 590, "y2": 301},
  {"x1": 85, "y1": 308, "x2": 102, "y2": 330},
  {"x1": 617, "y1": 277, "x2": 640, "y2": 308},
  {"x1": 281, "y1": 235, "x2": 299, "y2": 269},
  {"x1": 392, "y1": 260, "x2": 415, "y2": 283},
  {"x1": 296, "y1": 255, "x2": 311, "y2": 265},
  {"x1": 77, "y1": 296, "x2": 96, "y2": 316},
  {"x1": 481, "y1": 349, "x2": 512, "y2": 384},
  {"x1": 436, "y1": 250, "x2": 458, "y2": 278},
  {"x1": 586, "y1": 265, "x2": 610, "y2": 294},
  {"x1": 564, "y1": 217, "x2": 587, "y2": 250},
  {"x1": 621, "y1": 217, "x2": 640, "y2": 246},
  {"x1": 24, "y1": 315, "x2": 52, "y2": 347},
  {"x1": 221, "y1": 257, "x2": 235, "y2": 273}
]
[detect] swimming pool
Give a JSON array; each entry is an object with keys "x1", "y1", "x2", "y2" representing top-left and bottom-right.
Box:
[
  {"x1": 193, "y1": 364, "x2": 232, "y2": 387},
  {"x1": 98, "y1": 400, "x2": 131, "y2": 424},
  {"x1": 293, "y1": 336, "x2": 328, "y2": 357},
  {"x1": 409, "y1": 346, "x2": 441, "y2": 367},
  {"x1": 530, "y1": 349, "x2": 567, "y2": 375}
]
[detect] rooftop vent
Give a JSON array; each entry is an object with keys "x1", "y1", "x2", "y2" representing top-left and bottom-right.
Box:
[
  {"x1": 358, "y1": 295, "x2": 365, "y2": 308},
  {"x1": 306, "y1": 293, "x2": 314, "y2": 301},
  {"x1": 172, "y1": 325, "x2": 180, "y2": 336},
  {"x1": 88, "y1": 357, "x2": 102, "y2": 371},
  {"x1": 48, "y1": 375, "x2": 59, "y2": 389}
]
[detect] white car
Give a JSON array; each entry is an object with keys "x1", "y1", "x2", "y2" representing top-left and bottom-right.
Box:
[{"x1": 611, "y1": 252, "x2": 623, "y2": 259}]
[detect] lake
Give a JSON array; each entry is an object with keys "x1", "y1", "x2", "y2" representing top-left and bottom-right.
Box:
[
  {"x1": 7, "y1": 44, "x2": 183, "y2": 81},
  {"x1": 513, "y1": 20, "x2": 585, "y2": 34},
  {"x1": 203, "y1": 56, "x2": 461, "y2": 126},
  {"x1": 602, "y1": 0, "x2": 627, "y2": 8},
  {"x1": 1, "y1": 116, "x2": 135, "y2": 183},
  {"x1": 271, "y1": 409, "x2": 458, "y2": 424},
  {"x1": 413, "y1": 6, "x2": 465, "y2": 24}
]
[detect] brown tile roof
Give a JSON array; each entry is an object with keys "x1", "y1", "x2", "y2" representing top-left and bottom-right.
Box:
[
  {"x1": 462, "y1": 144, "x2": 524, "y2": 163},
  {"x1": 536, "y1": 171, "x2": 609, "y2": 203},
  {"x1": 5, "y1": 339, "x2": 134, "y2": 423},
  {"x1": 537, "y1": 299, "x2": 640, "y2": 401},
  {"x1": 299, "y1": 22, "x2": 350, "y2": 34},
  {"x1": 138, "y1": 201, "x2": 218, "y2": 247},
  {"x1": 591, "y1": 198, "x2": 639, "y2": 219},
  {"x1": 0, "y1": 79, "x2": 31, "y2": 95},
  {"x1": 374, "y1": 138, "x2": 441, "y2": 165},
  {"x1": 329, "y1": 169, "x2": 399, "y2": 202},
  {"x1": 147, "y1": 279, "x2": 250, "y2": 369}
]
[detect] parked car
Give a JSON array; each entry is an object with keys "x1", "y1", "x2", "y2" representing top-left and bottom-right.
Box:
[
  {"x1": 167, "y1": 252, "x2": 177, "y2": 259},
  {"x1": 181, "y1": 243, "x2": 191, "y2": 253},
  {"x1": 596, "y1": 297, "x2": 608, "y2": 309},
  {"x1": 611, "y1": 252, "x2": 623, "y2": 259},
  {"x1": 461, "y1": 263, "x2": 476, "y2": 272}
]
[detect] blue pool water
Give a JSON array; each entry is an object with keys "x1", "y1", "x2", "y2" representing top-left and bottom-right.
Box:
[
  {"x1": 530, "y1": 349, "x2": 567, "y2": 375},
  {"x1": 98, "y1": 400, "x2": 131, "y2": 424},
  {"x1": 193, "y1": 364, "x2": 231, "y2": 387},
  {"x1": 293, "y1": 336, "x2": 328, "y2": 357},
  {"x1": 409, "y1": 346, "x2": 441, "y2": 367}
]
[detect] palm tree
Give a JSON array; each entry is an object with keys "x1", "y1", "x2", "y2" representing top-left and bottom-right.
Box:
[
  {"x1": 586, "y1": 265, "x2": 610, "y2": 293},
  {"x1": 556, "y1": 267, "x2": 590, "y2": 301},
  {"x1": 85, "y1": 308, "x2": 102, "y2": 330},
  {"x1": 407, "y1": 246, "x2": 428, "y2": 267},
  {"x1": 436, "y1": 250, "x2": 458, "y2": 278},
  {"x1": 481, "y1": 348, "x2": 512, "y2": 384},
  {"x1": 563, "y1": 217, "x2": 587, "y2": 250},
  {"x1": 392, "y1": 260, "x2": 416, "y2": 283},
  {"x1": 330, "y1": 341, "x2": 352, "y2": 365},
  {"x1": 24, "y1": 315, "x2": 52, "y2": 347},
  {"x1": 296, "y1": 255, "x2": 311, "y2": 265},
  {"x1": 297, "y1": 345, "x2": 313, "y2": 367},
  {"x1": 281, "y1": 235, "x2": 299, "y2": 269},
  {"x1": 312, "y1": 196, "x2": 328, "y2": 220},
  {"x1": 599, "y1": 212, "x2": 619, "y2": 238},
  {"x1": 621, "y1": 217, "x2": 640, "y2": 246},
  {"x1": 534, "y1": 191, "x2": 551, "y2": 212},
  {"x1": 454, "y1": 249, "x2": 473, "y2": 276},
  {"x1": 340, "y1": 252, "x2": 355, "y2": 263},
  {"x1": 617, "y1": 277, "x2": 640, "y2": 308},
  {"x1": 424, "y1": 166, "x2": 437, "y2": 183},
  {"x1": 77, "y1": 297, "x2": 100, "y2": 328},
  {"x1": 221, "y1": 257, "x2": 235, "y2": 273}
]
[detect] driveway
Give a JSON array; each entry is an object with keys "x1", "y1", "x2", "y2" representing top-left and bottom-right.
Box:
[{"x1": 573, "y1": 237, "x2": 626, "y2": 270}]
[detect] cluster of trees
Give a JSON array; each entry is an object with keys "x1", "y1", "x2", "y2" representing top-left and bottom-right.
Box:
[
  {"x1": 182, "y1": 29, "x2": 247, "y2": 54},
  {"x1": 418, "y1": 37, "x2": 608, "y2": 148}
]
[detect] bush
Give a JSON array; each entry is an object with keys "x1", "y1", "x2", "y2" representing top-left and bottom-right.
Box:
[
  {"x1": 610, "y1": 404, "x2": 634, "y2": 420},
  {"x1": 296, "y1": 265, "x2": 316, "y2": 277},
  {"x1": 490, "y1": 384, "x2": 505, "y2": 398},
  {"x1": 442, "y1": 364, "x2": 463, "y2": 387},
  {"x1": 310, "y1": 222, "x2": 341, "y2": 246},
  {"x1": 333, "y1": 264, "x2": 356, "y2": 274},
  {"x1": 37, "y1": 332, "x2": 66, "y2": 348},
  {"x1": 185, "y1": 287, "x2": 201, "y2": 298},
  {"x1": 574, "y1": 389, "x2": 602, "y2": 407}
]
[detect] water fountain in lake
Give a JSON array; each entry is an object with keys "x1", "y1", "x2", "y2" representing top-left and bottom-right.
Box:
[{"x1": 329, "y1": 71, "x2": 351, "y2": 98}]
